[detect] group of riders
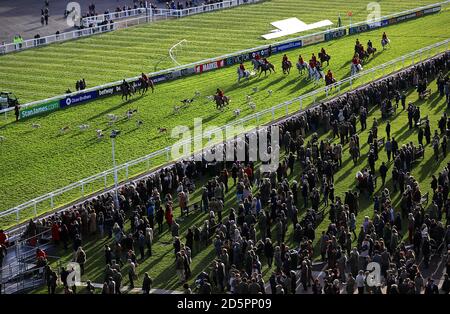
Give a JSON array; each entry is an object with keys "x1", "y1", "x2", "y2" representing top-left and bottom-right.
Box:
[
  {"x1": 119, "y1": 33, "x2": 390, "y2": 110},
  {"x1": 351, "y1": 32, "x2": 390, "y2": 75},
  {"x1": 238, "y1": 32, "x2": 391, "y2": 84},
  {"x1": 120, "y1": 73, "x2": 154, "y2": 100}
]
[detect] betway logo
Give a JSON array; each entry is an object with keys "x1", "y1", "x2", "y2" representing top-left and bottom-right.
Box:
[{"x1": 99, "y1": 87, "x2": 114, "y2": 96}]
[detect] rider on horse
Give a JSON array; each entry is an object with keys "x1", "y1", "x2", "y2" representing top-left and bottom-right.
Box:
[
  {"x1": 141, "y1": 72, "x2": 148, "y2": 82},
  {"x1": 263, "y1": 57, "x2": 269, "y2": 65},
  {"x1": 355, "y1": 39, "x2": 360, "y2": 52},
  {"x1": 367, "y1": 40, "x2": 373, "y2": 49},
  {"x1": 325, "y1": 69, "x2": 335, "y2": 85},
  {"x1": 239, "y1": 63, "x2": 246, "y2": 72},
  {"x1": 298, "y1": 55, "x2": 304, "y2": 65},
  {"x1": 352, "y1": 53, "x2": 360, "y2": 65},
  {"x1": 311, "y1": 53, "x2": 317, "y2": 63},
  {"x1": 382, "y1": 32, "x2": 390, "y2": 48},
  {"x1": 216, "y1": 88, "x2": 224, "y2": 99}
]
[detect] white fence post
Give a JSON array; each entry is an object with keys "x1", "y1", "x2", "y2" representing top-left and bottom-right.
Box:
[
  {"x1": 125, "y1": 163, "x2": 129, "y2": 180},
  {"x1": 271, "y1": 107, "x2": 275, "y2": 121},
  {"x1": 285, "y1": 103, "x2": 289, "y2": 115},
  {"x1": 104, "y1": 173, "x2": 107, "y2": 188},
  {"x1": 81, "y1": 182, "x2": 84, "y2": 198},
  {"x1": 50, "y1": 194, "x2": 54, "y2": 209},
  {"x1": 34, "y1": 202, "x2": 37, "y2": 217},
  {"x1": 299, "y1": 98, "x2": 302, "y2": 110}
]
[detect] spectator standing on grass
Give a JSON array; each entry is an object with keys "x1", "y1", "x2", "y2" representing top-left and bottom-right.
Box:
[
  {"x1": 127, "y1": 260, "x2": 137, "y2": 289},
  {"x1": 142, "y1": 272, "x2": 153, "y2": 294},
  {"x1": 356, "y1": 270, "x2": 365, "y2": 294},
  {"x1": 156, "y1": 205, "x2": 164, "y2": 234},
  {"x1": 75, "y1": 246, "x2": 86, "y2": 275},
  {"x1": 14, "y1": 103, "x2": 20, "y2": 122},
  {"x1": 441, "y1": 273, "x2": 450, "y2": 294}
]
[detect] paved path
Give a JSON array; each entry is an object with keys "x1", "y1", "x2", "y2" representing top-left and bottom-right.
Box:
[
  {"x1": 0, "y1": 0, "x2": 166, "y2": 43},
  {"x1": 80, "y1": 282, "x2": 183, "y2": 294}
]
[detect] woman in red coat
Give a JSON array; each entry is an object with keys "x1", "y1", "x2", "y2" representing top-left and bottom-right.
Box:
[
  {"x1": 165, "y1": 202, "x2": 174, "y2": 230},
  {"x1": 51, "y1": 222, "x2": 60, "y2": 244}
]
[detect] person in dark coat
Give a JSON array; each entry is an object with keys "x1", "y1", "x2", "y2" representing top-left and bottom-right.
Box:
[{"x1": 142, "y1": 272, "x2": 153, "y2": 294}]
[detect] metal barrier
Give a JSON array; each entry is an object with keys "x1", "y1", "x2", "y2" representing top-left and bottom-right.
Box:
[
  {"x1": 1, "y1": 40, "x2": 448, "y2": 229},
  {"x1": 81, "y1": 7, "x2": 149, "y2": 27},
  {"x1": 81, "y1": 1, "x2": 259, "y2": 26}
]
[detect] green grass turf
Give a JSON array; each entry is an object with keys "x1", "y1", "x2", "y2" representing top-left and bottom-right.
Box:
[
  {"x1": 30, "y1": 75, "x2": 450, "y2": 294},
  {"x1": 0, "y1": 0, "x2": 441, "y2": 103},
  {"x1": 0, "y1": 9, "x2": 449, "y2": 228}
]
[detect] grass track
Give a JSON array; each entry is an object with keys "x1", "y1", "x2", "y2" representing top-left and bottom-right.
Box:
[{"x1": 0, "y1": 9, "x2": 449, "y2": 227}]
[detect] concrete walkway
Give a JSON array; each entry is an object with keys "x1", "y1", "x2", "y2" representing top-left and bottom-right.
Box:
[
  {"x1": 0, "y1": 0, "x2": 166, "y2": 43},
  {"x1": 80, "y1": 281, "x2": 183, "y2": 294}
]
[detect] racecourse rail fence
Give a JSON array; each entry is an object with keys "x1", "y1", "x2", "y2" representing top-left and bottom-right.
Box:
[
  {"x1": 0, "y1": 1, "x2": 447, "y2": 119},
  {"x1": 0, "y1": 0, "x2": 263, "y2": 55},
  {"x1": 1, "y1": 40, "x2": 448, "y2": 230}
]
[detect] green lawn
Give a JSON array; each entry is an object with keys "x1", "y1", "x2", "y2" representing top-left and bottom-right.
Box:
[
  {"x1": 0, "y1": 0, "x2": 440, "y2": 104},
  {"x1": 0, "y1": 9, "x2": 449, "y2": 228},
  {"x1": 31, "y1": 74, "x2": 450, "y2": 294}
]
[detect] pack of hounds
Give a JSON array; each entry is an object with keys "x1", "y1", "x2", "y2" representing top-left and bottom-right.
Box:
[{"x1": 15, "y1": 108, "x2": 169, "y2": 142}]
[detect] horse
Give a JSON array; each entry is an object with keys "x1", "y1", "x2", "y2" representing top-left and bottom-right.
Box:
[
  {"x1": 258, "y1": 62, "x2": 275, "y2": 77},
  {"x1": 325, "y1": 75, "x2": 336, "y2": 87},
  {"x1": 139, "y1": 77, "x2": 154, "y2": 95},
  {"x1": 296, "y1": 61, "x2": 308, "y2": 75},
  {"x1": 318, "y1": 52, "x2": 331, "y2": 66},
  {"x1": 251, "y1": 58, "x2": 263, "y2": 71},
  {"x1": 309, "y1": 65, "x2": 324, "y2": 85},
  {"x1": 121, "y1": 82, "x2": 133, "y2": 101},
  {"x1": 367, "y1": 46, "x2": 377, "y2": 57},
  {"x1": 381, "y1": 38, "x2": 390, "y2": 50},
  {"x1": 358, "y1": 49, "x2": 370, "y2": 63},
  {"x1": 214, "y1": 94, "x2": 230, "y2": 110},
  {"x1": 351, "y1": 63, "x2": 363, "y2": 76},
  {"x1": 237, "y1": 67, "x2": 251, "y2": 83},
  {"x1": 282, "y1": 60, "x2": 292, "y2": 75}
]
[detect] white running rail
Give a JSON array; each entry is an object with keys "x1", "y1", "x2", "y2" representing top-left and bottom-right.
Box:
[
  {"x1": 169, "y1": 39, "x2": 188, "y2": 66},
  {"x1": 0, "y1": 39, "x2": 448, "y2": 227}
]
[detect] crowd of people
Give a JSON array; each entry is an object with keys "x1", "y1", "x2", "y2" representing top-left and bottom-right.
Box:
[{"x1": 2, "y1": 51, "x2": 450, "y2": 295}]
